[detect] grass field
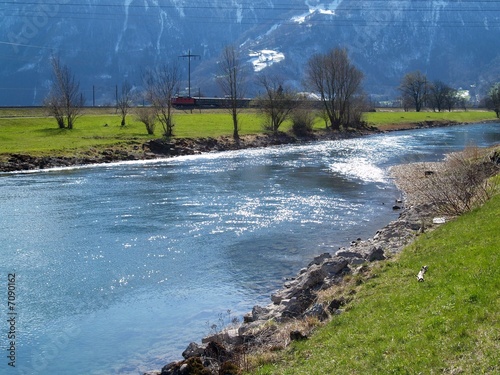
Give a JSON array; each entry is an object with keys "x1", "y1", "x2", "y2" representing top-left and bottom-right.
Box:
[
  {"x1": 364, "y1": 110, "x2": 497, "y2": 128},
  {"x1": 0, "y1": 107, "x2": 497, "y2": 157},
  {"x1": 250, "y1": 187, "x2": 500, "y2": 374}
]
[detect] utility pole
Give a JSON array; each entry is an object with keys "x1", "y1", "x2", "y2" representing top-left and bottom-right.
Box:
[{"x1": 179, "y1": 50, "x2": 200, "y2": 97}]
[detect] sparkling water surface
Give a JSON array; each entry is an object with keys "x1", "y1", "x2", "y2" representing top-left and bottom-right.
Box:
[{"x1": 1, "y1": 123, "x2": 498, "y2": 374}]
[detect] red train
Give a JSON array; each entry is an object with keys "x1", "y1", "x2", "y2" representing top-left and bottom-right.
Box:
[
  {"x1": 171, "y1": 96, "x2": 251, "y2": 109},
  {"x1": 171, "y1": 96, "x2": 197, "y2": 107}
]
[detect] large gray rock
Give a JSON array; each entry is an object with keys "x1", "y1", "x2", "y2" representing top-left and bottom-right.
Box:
[
  {"x1": 320, "y1": 258, "x2": 349, "y2": 276},
  {"x1": 308, "y1": 252, "x2": 332, "y2": 267},
  {"x1": 182, "y1": 342, "x2": 205, "y2": 359},
  {"x1": 303, "y1": 303, "x2": 329, "y2": 321},
  {"x1": 365, "y1": 246, "x2": 386, "y2": 261},
  {"x1": 281, "y1": 289, "x2": 316, "y2": 319}
]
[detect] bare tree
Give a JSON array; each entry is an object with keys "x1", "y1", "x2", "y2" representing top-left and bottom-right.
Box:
[
  {"x1": 217, "y1": 45, "x2": 246, "y2": 140},
  {"x1": 486, "y1": 82, "x2": 500, "y2": 118},
  {"x1": 143, "y1": 63, "x2": 180, "y2": 137},
  {"x1": 44, "y1": 56, "x2": 84, "y2": 129},
  {"x1": 399, "y1": 71, "x2": 429, "y2": 112},
  {"x1": 117, "y1": 81, "x2": 134, "y2": 127},
  {"x1": 304, "y1": 47, "x2": 364, "y2": 130},
  {"x1": 443, "y1": 87, "x2": 458, "y2": 112},
  {"x1": 255, "y1": 75, "x2": 298, "y2": 133},
  {"x1": 429, "y1": 80, "x2": 455, "y2": 112},
  {"x1": 44, "y1": 91, "x2": 65, "y2": 129}
]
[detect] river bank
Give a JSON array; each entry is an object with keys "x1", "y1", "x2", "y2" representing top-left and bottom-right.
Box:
[
  {"x1": 0, "y1": 119, "x2": 475, "y2": 173},
  {"x1": 2, "y1": 120, "x2": 498, "y2": 374},
  {"x1": 141, "y1": 162, "x2": 448, "y2": 375},
  {"x1": 141, "y1": 139, "x2": 499, "y2": 374}
]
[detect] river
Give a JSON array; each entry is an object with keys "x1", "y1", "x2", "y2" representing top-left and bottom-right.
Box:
[{"x1": 0, "y1": 123, "x2": 498, "y2": 374}]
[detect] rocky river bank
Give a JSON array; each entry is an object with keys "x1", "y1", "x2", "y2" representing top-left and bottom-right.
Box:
[
  {"x1": 142, "y1": 161, "x2": 451, "y2": 375},
  {"x1": 145, "y1": 143, "x2": 500, "y2": 375}
]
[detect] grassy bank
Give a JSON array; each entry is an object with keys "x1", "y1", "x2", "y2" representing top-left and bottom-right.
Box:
[
  {"x1": 364, "y1": 109, "x2": 497, "y2": 129},
  {"x1": 250, "y1": 188, "x2": 500, "y2": 374},
  {"x1": 0, "y1": 108, "x2": 497, "y2": 157}
]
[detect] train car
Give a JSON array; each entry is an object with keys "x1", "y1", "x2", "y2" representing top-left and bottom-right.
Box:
[
  {"x1": 172, "y1": 96, "x2": 252, "y2": 109},
  {"x1": 171, "y1": 96, "x2": 197, "y2": 108},
  {"x1": 196, "y1": 97, "x2": 252, "y2": 109}
]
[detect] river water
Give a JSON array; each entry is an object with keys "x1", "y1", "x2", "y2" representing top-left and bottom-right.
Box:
[{"x1": 1, "y1": 123, "x2": 499, "y2": 374}]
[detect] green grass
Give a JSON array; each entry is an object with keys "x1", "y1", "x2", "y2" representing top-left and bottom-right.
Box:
[
  {"x1": 173, "y1": 111, "x2": 275, "y2": 137},
  {"x1": 365, "y1": 110, "x2": 496, "y2": 128},
  {"x1": 0, "y1": 115, "x2": 154, "y2": 155},
  {"x1": 0, "y1": 108, "x2": 497, "y2": 157},
  {"x1": 0, "y1": 108, "x2": 299, "y2": 156},
  {"x1": 251, "y1": 192, "x2": 500, "y2": 374}
]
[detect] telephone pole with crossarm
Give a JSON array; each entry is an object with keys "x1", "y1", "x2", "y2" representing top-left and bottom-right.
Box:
[{"x1": 179, "y1": 50, "x2": 201, "y2": 97}]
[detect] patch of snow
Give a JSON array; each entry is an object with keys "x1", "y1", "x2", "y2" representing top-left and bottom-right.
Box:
[
  {"x1": 266, "y1": 23, "x2": 280, "y2": 36},
  {"x1": 171, "y1": 0, "x2": 185, "y2": 17},
  {"x1": 319, "y1": 9, "x2": 335, "y2": 15},
  {"x1": 157, "y1": 10, "x2": 168, "y2": 51},
  {"x1": 248, "y1": 49, "x2": 285, "y2": 72},
  {"x1": 236, "y1": 4, "x2": 243, "y2": 23},
  {"x1": 456, "y1": 89, "x2": 470, "y2": 100},
  {"x1": 115, "y1": 0, "x2": 134, "y2": 52},
  {"x1": 291, "y1": 14, "x2": 308, "y2": 24},
  {"x1": 291, "y1": 0, "x2": 340, "y2": 24},
  {"x1": 18, "y1": 63, "x2": 36, "y2": 72},
  {"x1": 297, "y1": 92, "x2": 321, "y2": 100}
]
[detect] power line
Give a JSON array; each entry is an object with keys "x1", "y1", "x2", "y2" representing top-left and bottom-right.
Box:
[
  {"x1": 1, "y1": 0, "x2": 499, "y2": 27},
  {"x1": 2, "y1": 1, "x2": 500, "y2": 16}
]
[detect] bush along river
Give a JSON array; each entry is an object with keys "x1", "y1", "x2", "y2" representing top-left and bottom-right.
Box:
[{"x1": 0, "y1": 123, "x2": 499, "y2": 374}]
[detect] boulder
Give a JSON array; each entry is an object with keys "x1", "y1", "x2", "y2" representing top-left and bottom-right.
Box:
[
  {"x1": 303, "y1": 303, "x2": 329, "y2": 321},
  {"x1": 160, "y1": 361, "x2": 181, "y2": 375},
  {"x1": 252, "y1": 305, "x2": 272, "y2": 321},
  {"x1": 243, "y1": 312, "x2": 253, "y2": 323},
  {"x1": 327, "y1": 297, "x2": 346, "y2": 314},
  {"x1": 308, "y1": 252, "x2": 332, "y2": 267},
  {"x1": 182, "y1": 342, "x2": 205, "y2": 359},
  {"x1": 296, "y1": 264, "x2": 327, "y2": 290},
  {"x1": 364, "y1": 246, "x2": 385, "y2": 261},
  {"x1": 335, "y1": 250, "x2": 363, "y2": 259},
  {"x1": 203, "y1": 341, "x2": 232, "y2": 363},
  {"x1": 281, "y1": 289, "x2": 315, "y2": 319},
  {"x1": 320, "y1": 258, "x2": 349, "y2": 276}
]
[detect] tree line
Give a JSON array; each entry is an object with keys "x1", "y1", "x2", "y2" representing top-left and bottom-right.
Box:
[
  {"x1": 398, "y1": 70, "x2": 500, "y2": 115},
  {"x1": 43, "y1": 48, "x2": 500, "y2": 138}
]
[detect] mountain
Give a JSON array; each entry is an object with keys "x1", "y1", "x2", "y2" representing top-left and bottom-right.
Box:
[{"x1": 1, "y1": 0, "x2": 499, "y2": 106}]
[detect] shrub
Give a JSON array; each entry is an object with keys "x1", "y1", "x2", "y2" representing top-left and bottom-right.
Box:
[
  {"x1": 415, "y1": 146, "x2": 500, "y2": 215},
  {"x1": 291, "y1": 108, "x2": 315, "y2": 136},
  {"x1": 219, "y1": 361, "x2": 240, "y2": 375},
  {"x1": 135, "y1": 107, "x2": 157, "y2": 135}
]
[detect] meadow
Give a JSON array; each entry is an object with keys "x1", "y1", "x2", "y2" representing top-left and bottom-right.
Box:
[{"x1": 0, "y1": 107, "x2": 497, "y2": 157}]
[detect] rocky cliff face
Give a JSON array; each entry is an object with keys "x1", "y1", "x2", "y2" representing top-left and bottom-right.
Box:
[{"x1": 1, "y1": 0, "x2": 499, "y2": 105}]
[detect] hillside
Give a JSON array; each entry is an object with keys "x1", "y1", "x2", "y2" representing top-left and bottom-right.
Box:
[
  {"x1": 250, "y1": 177, "x2": 500, "y2": 374},
  {"x1": 1, "y1": 0, "x2": 500, "y2": 105}
]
